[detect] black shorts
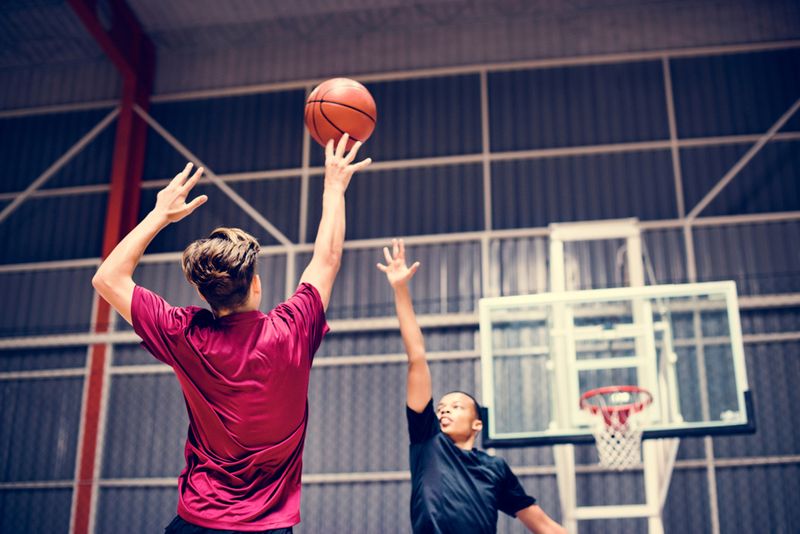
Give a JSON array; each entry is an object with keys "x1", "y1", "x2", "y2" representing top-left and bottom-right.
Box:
[{"x1": 164, "y1": 515, "x2": 293, "y2": 534}]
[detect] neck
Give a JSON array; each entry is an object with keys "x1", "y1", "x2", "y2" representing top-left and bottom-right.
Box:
[
  {"x1": 450, "y1": 433, "x2": 478, "y2": 451},
  {"x1": 215, "y1": 302, "x2": 258, "y2": 318}
]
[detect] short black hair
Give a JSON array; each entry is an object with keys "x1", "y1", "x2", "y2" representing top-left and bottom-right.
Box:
[{"x1": 443, "y1": 390, "x2": 483, "y2": 421}]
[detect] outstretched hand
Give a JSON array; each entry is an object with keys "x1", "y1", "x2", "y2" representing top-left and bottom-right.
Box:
[
  {"x1": 376, "y1": 238, "x2": 420, "y2": 289},
  {"x1": 153, "y1": 163, "x2": 208, "y2": 223},
  {"x1": 324, "y1": 133, "x2": 372, "y2": 193}
]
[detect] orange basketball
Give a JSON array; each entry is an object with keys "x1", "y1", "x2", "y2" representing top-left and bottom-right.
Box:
[{"x1": 305, "y1": 78, "x2": 377, "y2": 150}]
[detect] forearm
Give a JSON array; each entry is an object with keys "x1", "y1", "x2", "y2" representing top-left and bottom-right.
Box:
[
  {"x1": 311, "y1": 187, "x2": 346, "y2": 267},
  {"x1": 395, "y1": 284, "x2": 432, "y2": 410},
  {"x1": 95, "y1": 211, "x2": 168, "y2": 282},
  {"x1": 300, "y1": 187, "x2": 346, "y2": 308},
  {"x1": 301, "y1": 136, "x2": 369, "y2": 307},
  {"x1": 517, "y1": 505, "x2": 567, "y2": 534},
  {"x1": 94, "y1": 163, "x2": 206, "y2": 324},
  {"x1": 394, "y1": 285, "x2": 425, "y2": 362},
  {"x1": 93, "y1": 211, "x2": 168, "y2": 324}
]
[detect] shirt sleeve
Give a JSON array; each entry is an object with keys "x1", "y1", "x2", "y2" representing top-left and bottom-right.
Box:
[
  {"x1": 272, "y1": 283, "x2": 330, "y2": 364},
  {"x1": 496, "y1": 459, "x2": 537, "y2": 517},
  {"x1": 406, "y1": 399, "x2": 439, "y2": 444},
  {"x1": 131, "y1": 285, "x2": 191, "y2": 366}
]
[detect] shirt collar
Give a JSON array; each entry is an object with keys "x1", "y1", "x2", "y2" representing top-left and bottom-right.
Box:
[{"x1": 214, "y1": 309, "x2": 263, "y2": 324}]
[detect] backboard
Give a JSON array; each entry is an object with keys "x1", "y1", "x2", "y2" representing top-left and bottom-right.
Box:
[{"x1": 479, "y1": 281, "x2": 754, "y2": 446}]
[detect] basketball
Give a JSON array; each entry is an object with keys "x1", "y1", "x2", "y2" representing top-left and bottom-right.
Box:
[{"x1": 305, "y1": 78, "x2": 377, "y2": 150}]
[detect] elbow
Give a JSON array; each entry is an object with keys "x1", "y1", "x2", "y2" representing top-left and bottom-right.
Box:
[
  {"x1": 315, "y1": 249, "x2": 342, "y2": 272},
  {"x1": 92, "y1": 271, "x2": 106, "y2": 291},
  {"x1": 92, "y1": 268, "x2": 114, "y2": 294},
  {"x1": 407, "y1": 349, "x2": 427, "y2": 365},
  {"x1": 327, "y1": 247, "x2": 342, "y2": 268},
  {"x1": 329, "y1": 250, "x2": 342, "y2": 271},
  {"x1": 91, "y1": 273, "x2": 109, "y2": 302}
]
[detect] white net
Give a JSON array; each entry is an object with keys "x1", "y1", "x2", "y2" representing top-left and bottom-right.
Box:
[{"x1": 590, "y1": 410, "x2": 644, "y2": 471}]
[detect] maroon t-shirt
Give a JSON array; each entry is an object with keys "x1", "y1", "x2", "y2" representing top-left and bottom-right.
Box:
[{"x1": 131, "y1": 282, "x2": 329, "y2": 531}]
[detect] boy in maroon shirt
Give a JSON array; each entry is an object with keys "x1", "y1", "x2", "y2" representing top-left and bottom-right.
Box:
[{"x1": 92, "y1": 135, "x2": 370, "y2": 533}]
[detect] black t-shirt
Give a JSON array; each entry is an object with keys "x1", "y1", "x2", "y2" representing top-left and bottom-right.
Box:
[{"x1": 407, "y1": 400, "x2": 536, "y2": 534}]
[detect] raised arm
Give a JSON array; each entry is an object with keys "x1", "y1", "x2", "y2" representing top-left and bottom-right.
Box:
[
  {"x1": 92, "y1": 163, "x2": 207, "y2": 324},
  {"x1": 300, "y1": 134, "x2": 371, "y2": 311},
  {"x1": 377, "y1": 239, "x2": 431, "y2": 412}
]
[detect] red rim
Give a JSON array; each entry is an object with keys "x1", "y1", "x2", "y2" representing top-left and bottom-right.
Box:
[{"x1": 580, "y1": 385, "x2": 653, "y2": 417}]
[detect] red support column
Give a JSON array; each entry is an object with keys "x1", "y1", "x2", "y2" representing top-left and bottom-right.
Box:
[{"x1": 68, "y1": 1, "x2": 154, "y2": 532}]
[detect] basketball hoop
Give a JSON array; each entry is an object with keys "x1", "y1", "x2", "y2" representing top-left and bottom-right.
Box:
[{"x1": 580, "y1": 385, "x2": 653, "y2": 471}]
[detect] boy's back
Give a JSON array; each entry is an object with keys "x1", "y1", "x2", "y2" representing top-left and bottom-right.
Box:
[{"x1": 132, "y1": 282, "x2": 328, "y2": 529}]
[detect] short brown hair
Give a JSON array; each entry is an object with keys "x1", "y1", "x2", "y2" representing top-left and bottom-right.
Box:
[{"x1": 181, "y1": 227, "x2": 260, "y2": 312}]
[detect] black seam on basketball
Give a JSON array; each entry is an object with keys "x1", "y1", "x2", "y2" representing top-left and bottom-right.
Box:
[
  {"x1": 309, "y1": 102, "x2": 324, "y2": 144},
  {"x1": 307, "y1": 100, "x2": 376, "y2": 123},
  {"x1": 311, "y1": 86, "x2": 342, "y2": 142},
  {"x1": 319, "y1": 106, "x2": 363, "y2": 142},
  {"x1": 318, "y1": 85, "x2": 341, "y2": 102}
]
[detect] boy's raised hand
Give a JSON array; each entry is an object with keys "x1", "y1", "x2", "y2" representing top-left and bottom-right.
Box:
[
  {"x1": 324, "y1": 133, "x2": 372, "y2": 193},
  {"x1": 376, "y1": 238, "x2": 420, "y2": 289},
  {"x1": 153, "y1": 162, "x2": 208, "y2": 223}
]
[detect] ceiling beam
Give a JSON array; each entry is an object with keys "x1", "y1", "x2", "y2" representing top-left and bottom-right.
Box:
[{"x1": 68, "y1": 0, "x2": 154, "y2": 86}]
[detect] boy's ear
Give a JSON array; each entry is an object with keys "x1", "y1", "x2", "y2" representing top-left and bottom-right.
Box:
[{"x1": 472, "y1": 419, "x2": 483, "y2": 432}]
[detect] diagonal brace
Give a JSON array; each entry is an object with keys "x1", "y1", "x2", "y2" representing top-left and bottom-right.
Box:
[
  {"x1": 134, "y1": 104, "x2": 294, "y2": 247},
  {"x1": 687, "y1": 96, "x2": 800, "y2": 220},
  {"x1": 0, "y1": 108, "x2": 119, "y2": 225}
]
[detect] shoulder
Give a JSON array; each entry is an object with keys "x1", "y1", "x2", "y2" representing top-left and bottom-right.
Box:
[
  {"x1": 289, "y1": 283, "x2": 325, "y2": 307},
  {"x1": 475, "y1": 450, "x2": 511, "y2": 472},
  {"x1": 185, "y1": 306, "x2": 215, "y2": 327},
  {"x1": 132, "y1": 285, "x2": 197, "y2": 327},
  {"x1": 407, "y1": 400, "x2": 441, "y2": 445},
  {"x1": 270, "y1": 283, "x2": 326, "y2": 320},
  {"x1": 294, "y1": 283, "x2": 327, "y2": 319},
  {"x1": 297, "y1": 282, "x2": 323, "y2": 300},
  {"x1": 185, "y1": 305, "x2": 208, "y2": 315}
]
